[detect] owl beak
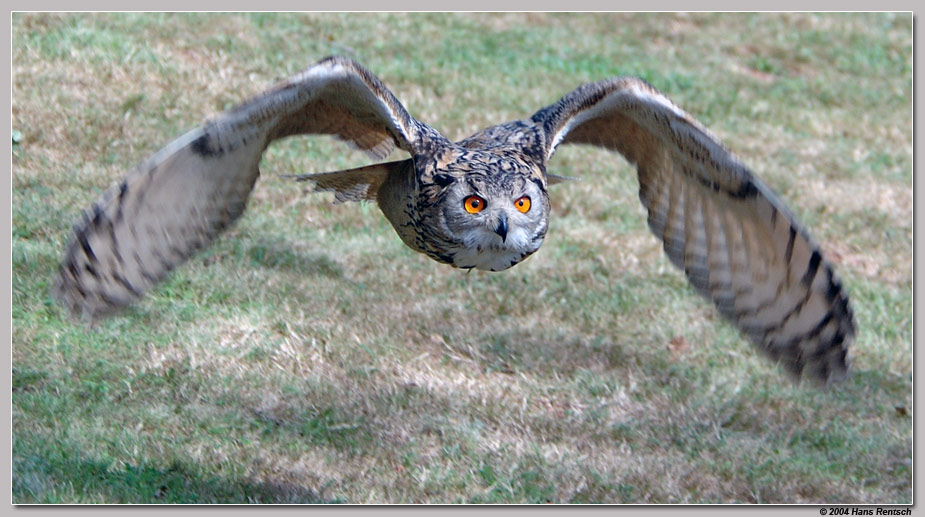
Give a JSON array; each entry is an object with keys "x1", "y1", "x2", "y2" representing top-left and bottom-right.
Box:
[{"x1": 494, "y1": 214, "x2": 509, "y2": 242}]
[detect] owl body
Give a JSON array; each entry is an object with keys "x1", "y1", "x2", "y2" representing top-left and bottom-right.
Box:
[{"x1": 357, "y1": 126, "x2": 552, "y2": 272}]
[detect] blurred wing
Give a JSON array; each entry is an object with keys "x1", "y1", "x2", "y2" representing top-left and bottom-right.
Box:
[
  {"x1": 55, "y1": 56, "x2": 426, "y2": 320},
  {"x1": 532, "y1": 77, "x2": 855, "y2": 384}
]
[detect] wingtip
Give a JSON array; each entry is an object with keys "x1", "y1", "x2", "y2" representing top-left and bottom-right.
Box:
[
  {"x1": 784, "y1": 343, "x2": 852, "y2": 390},
  {"x1": 51, "y1": 270, "x2": 96, "y2": 324}
]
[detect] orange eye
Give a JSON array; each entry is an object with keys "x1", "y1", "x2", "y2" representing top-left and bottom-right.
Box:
[
  {"x1": 514, "y1": 196, "x2": 531, "y2": 213},
  {"x1": 464, "y1": 195, "x2": 486, "y2": 214}
]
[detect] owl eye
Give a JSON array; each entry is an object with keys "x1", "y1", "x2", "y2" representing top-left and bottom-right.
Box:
[
  {"x1": 463, "y1": 195, "x2": 486, "y2": 214},
  {"x1": 514, "y1": 196, "x2": 531, "y2": 213}
]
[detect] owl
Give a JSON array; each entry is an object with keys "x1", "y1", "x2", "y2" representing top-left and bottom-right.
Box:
[{"x1": 54, "y1": 56, "x2": 855, "y2": 385}]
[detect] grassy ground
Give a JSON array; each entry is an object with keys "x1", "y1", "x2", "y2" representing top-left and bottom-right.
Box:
[{"x1": 11, "y1": 13, "x2": 912, "y2": 504}]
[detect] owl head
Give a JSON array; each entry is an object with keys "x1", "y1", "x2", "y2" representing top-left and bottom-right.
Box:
[{"x1": 422, "y1": 149, "x2": 550, "y2": 272}]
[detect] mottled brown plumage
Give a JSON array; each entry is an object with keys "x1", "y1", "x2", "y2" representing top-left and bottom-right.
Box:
[{"x1": 55, "y1": 56, "x2": 855, "y2": 385}]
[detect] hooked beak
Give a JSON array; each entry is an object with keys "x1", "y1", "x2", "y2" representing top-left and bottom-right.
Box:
[{"x1": 494, "y1": 213, "x2": 509, "y2": 242}]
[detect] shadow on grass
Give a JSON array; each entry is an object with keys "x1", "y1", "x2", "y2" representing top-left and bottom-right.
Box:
[
  {"x1": 13, "y1": 449, "x2": 340, "y2": 504},
  {"x1": 244, "y1": 238, "x2": 344, "y2": 278}
]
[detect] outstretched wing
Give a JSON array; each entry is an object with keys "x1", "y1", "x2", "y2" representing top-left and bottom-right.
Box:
[
  {"x1": 532, "y1": 77, "x2": 855, "y2": 384},
  {"x1": 55, "y1": 56, "x2": 426, "y2": 320}
]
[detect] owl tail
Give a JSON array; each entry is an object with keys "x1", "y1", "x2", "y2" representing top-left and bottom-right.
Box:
[{"x1": 286, "y1": 160, "x2": 410, "y2": 203}]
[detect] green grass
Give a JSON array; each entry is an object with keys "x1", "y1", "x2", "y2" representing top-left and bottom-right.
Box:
[{"x1": 12, "y1": 13, "x2": 912, "y2": 504}]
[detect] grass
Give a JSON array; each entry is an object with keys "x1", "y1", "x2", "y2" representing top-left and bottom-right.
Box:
[{"x1": 11, "y1": 13, "x2": 912, "y2": 504}]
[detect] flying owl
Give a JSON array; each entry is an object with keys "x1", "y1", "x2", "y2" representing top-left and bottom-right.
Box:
[{"x1": 54, "y1": 56, "x2": 855, "y2": 385}]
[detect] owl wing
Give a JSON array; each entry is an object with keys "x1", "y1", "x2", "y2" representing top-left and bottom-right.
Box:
[
  {"x1": 55, "y1": 56, "x2": 426, "y2": 320},
  {"x1": 531, "y1": 77, "x2": 855, "y2": 385}
]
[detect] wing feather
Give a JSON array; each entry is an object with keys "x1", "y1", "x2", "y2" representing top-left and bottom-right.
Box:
[
  {"x1": 532, "y1": 77, "x2": 855, "y2": 384},
  {"x1": 55, "y1": 56, "x2": 427, "y2": 319}
]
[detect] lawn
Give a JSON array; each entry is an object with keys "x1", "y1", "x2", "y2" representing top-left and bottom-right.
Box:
[{"x1": 11, "y1": 12, "x2": 912, "y2": 503}]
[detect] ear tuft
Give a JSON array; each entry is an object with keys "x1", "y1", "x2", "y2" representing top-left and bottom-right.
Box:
[{"x1": 547, "y1": 173, "x2": 580, "y2": 186}]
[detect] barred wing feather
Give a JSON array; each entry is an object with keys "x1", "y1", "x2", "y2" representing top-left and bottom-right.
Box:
[
  {"x1": 533, "y1": 77, "x2": 855, "y2": 384},
  {"x1": 55, "y1": 56, "x2": 423, "y2": 319}
]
